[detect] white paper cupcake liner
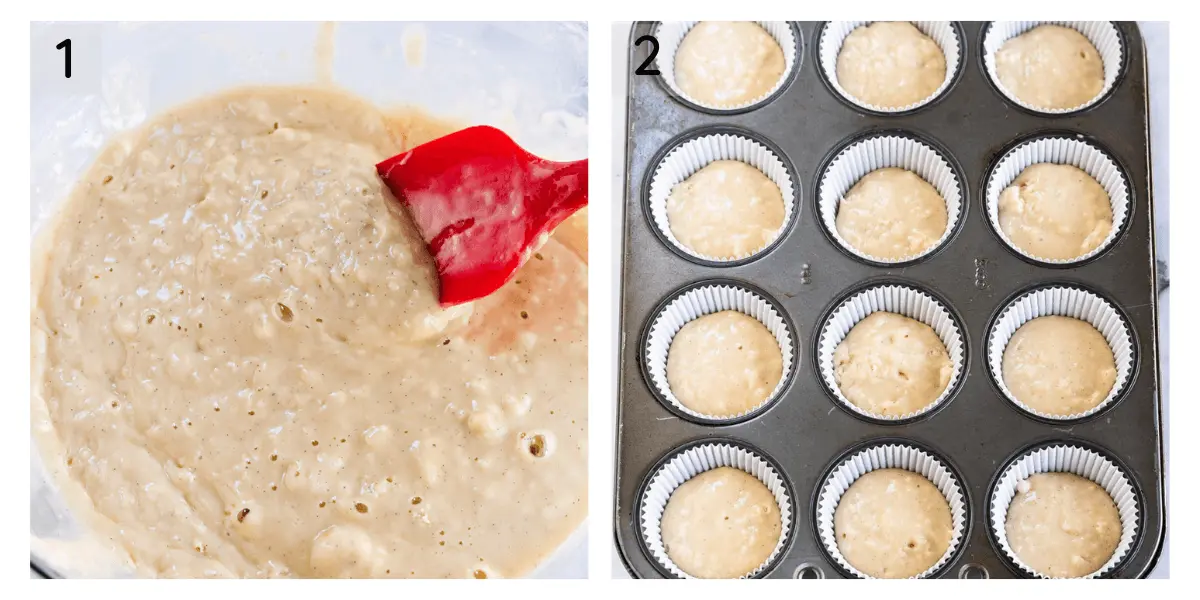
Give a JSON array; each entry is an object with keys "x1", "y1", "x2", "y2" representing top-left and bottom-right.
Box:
[
  {"x1": 819, "y1": 21, "x2": 961, "y2": 113},
  {"x1": 987, "y1": 286, "x2": 1134, "y2": 421},
  {"x1": 818, "y1": 134, "x2": 963, "y2": 264},
  {"x1": 644, "y1": 283, "x2": 795, "y2": 423},
  {"x1": 985, "y1": 135, "x2": 1130, "y2": 265},
  {"x1": 654, "y1": 21, "x2": 798, "y2": 112},
  {"x1": 639, "y1": 442, "x2": 794, "y2": 578},
  {"x1": 816, "y1": 442, "x2": 968, "y2": 579},
  {"x1": 983, "y1": 21, "x2": 1123, "y2": 114},
  {"x1": 989, "y1": 444, "x2": 1140, "y2": 578},
  {"x1": 817, "y1": 284, "x2": 965, "y2": 421},
  {"x1": 648, "y1": 132, "x2": 797, "y2": 263}
]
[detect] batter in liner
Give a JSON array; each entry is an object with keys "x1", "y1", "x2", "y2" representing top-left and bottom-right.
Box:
[
  {"x1": 1002, "y1": 316, "x2": 1117, "y2": 417},
  {"x1": 995, "y1": 25, "x2": 1104, "y2": 110},
  {"x1": 998, "y1": 163, "x2": 1113, "y2": 261},
  {"x1": 666, "y1": 160, "x2": 785, "y2": 259},
  {"x1": 660, "y1": 467, "x2": 781, "y2": 579},
  {"x1": 31, "y1": 86, "x2": 588, "y2": 578},
  {"x1": 666, "y1": 311, "x2": 782, "y2": 418},
  {"x1": 833, "y1": 468, "x2": 952, "y2": 579},
  {"x1": 674, "y1": 21, "x2": 785, "y2": 108},
  {"x1": 835, "y1": 167, "x2": 948, "y2": 260},
  {"x1": 833, "y1": 312, "x2": 952, "y2": 418},
  {"x1": 835, "y1": 22, "x2": 946, "y2": 109},
  {"x1": 1005, "y1": 473, "x2": 1121, "y2": 578}
]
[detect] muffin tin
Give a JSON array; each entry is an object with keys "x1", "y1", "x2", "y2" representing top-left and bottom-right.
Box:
[{"x1": 614, "y1": 21, "x2": 1163, "y2": 579}]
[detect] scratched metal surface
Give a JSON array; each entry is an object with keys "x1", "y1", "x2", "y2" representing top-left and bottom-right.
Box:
[{"x1": 614, "y1": 21, "x2": 1163, "y2": 579}]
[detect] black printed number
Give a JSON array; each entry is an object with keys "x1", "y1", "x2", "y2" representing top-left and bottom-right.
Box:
[
  {"x1": 634, "y1": 35, "x2": 660, "y2": 75},
  {"x1": 56, "y1": 38, "x2": 72, "y2": 78}
]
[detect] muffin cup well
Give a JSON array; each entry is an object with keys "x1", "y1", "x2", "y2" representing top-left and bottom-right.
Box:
[
  {"x1": 817, "y1": 132, "x2": 964, "y2": 265},
  {"x1": 987, "y1": 285, "x2": 1135, "y2": 422},
  {"x1": 983, "y1": 21, "x2": 1124, "y2": 115},
  {"x1": 984, "y1": 134, "x2": 1130, "y2": 265},
  {"x1": 638, "y1": 441, "x2": 795, "y2": 579},
  {"x1": 654, "y1": 21, "x2": 799, "y2": 113},
  {"x1": 816, "y1": 283, "x2": 965, "y2": 423},
  {"x1": 646, "y1": 129, "x2": 798, "y2": 265},
  {"x1": 815, "y1": 441, "x2": 969, "y2": 579},
  {"x1": 989, "y1": 443, "x2": 1140, "y2": 578},
  {"x1": 642, "y1": 281, "x2": 796, "y2": 425},
  {"x1": 819, "y1": 21, "x2": 962, "y2": 114}
]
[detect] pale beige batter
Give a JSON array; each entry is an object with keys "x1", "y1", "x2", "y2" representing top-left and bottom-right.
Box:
[
  {"x1": 835, "y1": 168, "x2": 948, "y2": 260},
  {"x1": 998, "y1": 163, "x2": 1113, "y2": 261},
  {"x1": 833, "y1": 312, "x2": 952, "y2": 418},
  {"x1": 1005, "y1": 473, "x2": 1121, "y2": 578},
  {"x1": 836, "y1": 22, "x2": 946, "y2": 109},
  {"x1": 666, "y1": 311, "x2": 782, "y2": 418},
  {"x1": 834, "y1": 468, "x2": 952, "y2": 579},
  {"x1": 660, "y1": 467, "x2": 781, "y2": 579},
  {"x1": 666, "y1": 160, "x2": 784, "y2": 259},
  {"x1": 1002, "y1": 316, "x2": 1116, "y2": 417},
  {"x1": 995, "y1": 25, "x2": 1104, "y2": 110},
  {"x1": 30, "y1": 86, "x2": 588, "y2": 578},
  {"x1": 674, "y1": 21, "x2": 786, "y2": 108}
]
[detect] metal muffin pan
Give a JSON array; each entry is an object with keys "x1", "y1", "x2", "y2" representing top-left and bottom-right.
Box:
[{"x1": 614, "y1": 21, "x2": 1163, "y2": 579}]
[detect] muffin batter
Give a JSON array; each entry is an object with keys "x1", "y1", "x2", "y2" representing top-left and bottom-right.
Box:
[
  {"x1": 666, "y1": 160, "x2": 785, "y2": 259},
  {"x1": 674, "y1": 21, "x2": 786, "y2": 108},
  {"x1": 835, "y1": 168, "x2": 948, "y2": 260},
  {"x1": 836, "y1": 22, "x2": 946, "y2": 109},
  {"x1": 998, "y1": 163, "x2": 1113, "y2": 261},
  {"x1": 995, "y1": 25, "x2": 1104, "y2": 110},
  {"x1": 834, "y1": 468, "x2": 952, "y2": 579},
  {"x1": 833, "y1": 312, "x2": 952, "y2": 418},
  {"x1": 1002, "y1": 316, "x2": 1117, "y2": 416},
  {"x1": 1005, "y1": 473, "x2": 1121, "y2": 578},
  {"x1": 30, "y1": 86, "x2": 588, "y2": 578},
  {"x1": 660, "y1": 467, "x2": 781, "y2": 579},
  {"x1": 666, "y1": 311, "x2": 782, "y2": 418}
]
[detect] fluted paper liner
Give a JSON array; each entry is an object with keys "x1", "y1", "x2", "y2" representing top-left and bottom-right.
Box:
[
  {"x1": 639, "y1": 442, "x2": 794, "y2": 578},
  {"x1": 987, "y1": 286, "x2": 1134, "y2": 421},
  {"x1": 819, "y1": 21, "x2": 961, "y2": 113},
  {"x1": 983, "y1": 21, "x2": 1123, "y2": 114},
  {"x1": 816, "y1": 442, "x2": 968, "y2": 578},
  {"x1": 817, "y1": 284, "x2": 965, "y2": 421},
  {"x1": 989, "y1": 444, "x2": 1139, "y2": 578},
  {"x1": 655, "y1": 21, "x2": 797, "y2": 112},
  {"x1": 818, "y1": 134, "x2": 963, "y2": 263}
]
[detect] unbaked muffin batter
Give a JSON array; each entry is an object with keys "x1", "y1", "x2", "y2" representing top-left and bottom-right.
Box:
[
  {"x1": 30, "y1": 86, "x2": 588, "y2": 578},
  {"x1": 666, "y1": 160, "x2": 785, "y2": 259},
  {"x1": 833, "y1": 312, "x2": 952, "y2": 418},
  {"x1": 660, "y1": 467, "x2": 781, "y2": 579},
  {"x1": 1005, "y1": 473, "x2": 1121, "y2": 578},
  {"x1": 834, "y1": 468, "x2": 952, "y2": 579},
  {"x1": 666, "y1": 311, "x2": 782, "y2": 418},
  {"x1": 998, "y1": 163, "x2": 1113, "y2": 261},
  {"x1": 674, "y1": 21, "x2": 785, "y2": 108},
  {"x1": 995, "y1": 25, "x2": 1104, "y2": 110},
  {"x1": 836, "y1": 22, "x2": 946, "y2": 109},
  {"x1": 835, "y1": 168, "x2": 948, "y2": 260},
  {"x1": 1002, "y1": 316, "x2": 1117, "y2": 416}
]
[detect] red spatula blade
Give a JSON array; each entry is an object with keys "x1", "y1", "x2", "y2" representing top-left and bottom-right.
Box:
[{"x1": 376, "y1": 126, "x2": 588, "y2": 307}]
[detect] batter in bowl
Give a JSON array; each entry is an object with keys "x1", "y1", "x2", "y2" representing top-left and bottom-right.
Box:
[
  {"x1": 1005, "y1": 473, "x2": 1121, "y2": 578},
  {"x1": 1001, "y1": 316, "x2": 1117, "y2": 417},
  {"x1": 30, "y1": 86, "x2": 588, "y2": 578},
  {"x1": 833, "y1": 312, "x2": 952, "y2": 418},
  {"x1": 666, "y1": 160, "x2": 785, "y2": 260},
  {"x1": 998, "y1": 163, "x2": 1113, "y2": 261},
  {"x1": 665, "y1": 311, "x2": 782, "y2": 419},
  {"x1": 835, "y1": 22, "x2": 947, "y2": 109},
  {"x1": 835, "y1": 168, "x2": 949, "y2": 260},
  {"x1": 660, "y1": 467, "x2": 782, "y2": 579},
  {"x1": 833, "y1": 468, "x2": 952, "y2": 578},
  {"x1": 994, "y1": 25, "x2": 1104, "y2": 110},
  {"x1": 673, "y1": 21, "x2": 786, "y2": 108}
]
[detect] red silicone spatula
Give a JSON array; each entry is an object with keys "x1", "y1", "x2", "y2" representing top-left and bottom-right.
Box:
[{"x1": 376, "y1": 125, "x2": 588, "y2": 307}]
